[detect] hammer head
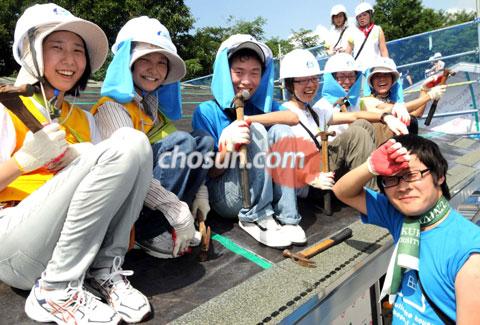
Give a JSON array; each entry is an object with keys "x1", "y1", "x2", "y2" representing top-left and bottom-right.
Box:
[
  {"x1": 282, "y1": 249, "x2": 316, "y2": 268},
  {"x1": 317, "y1": 130, "x2": 336, "y2": 142}
]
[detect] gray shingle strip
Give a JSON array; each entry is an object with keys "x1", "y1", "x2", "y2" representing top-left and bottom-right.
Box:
[
  {"x1": 171, "y1": 221, "x2": 391, "y2": 325},
  {"x1": 447, "y1": 165, "x2": 477, "y2": 189},
  {"x1": 455, "y1": 149, "x2": 480, "y2": 166},
  {"x1": 450, "y1": 137, "x2": 477, "y2": 149}
]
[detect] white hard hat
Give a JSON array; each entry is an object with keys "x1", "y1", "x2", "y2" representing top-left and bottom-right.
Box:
[
  {"x1": 355, "y1": 2, "x2": 374, "y2": 16},
  {"x1": 279, "y1": 49, "x2": 320, "y2": 80},
  {"x1": 323, "y1": 53, "x2": 360, "y2": 73},
  {"x1": 13, "y1": 3, "x2": 108, "y2": 85},
  {"x1": 433, "y1": 52, "x2": 442, "y2": 60},
  {"x1": 217, "y1": 34, "x2": 273, "y2": 64},
  {"x1": 331, "y1": 4, "x2": 348, "y2": 17},
  {"x1": 112, "y1": 16, "x2": 186, "y2": 84},
  {"x1": 367, "y1": 57, "x2": 400, "y2": 88}
]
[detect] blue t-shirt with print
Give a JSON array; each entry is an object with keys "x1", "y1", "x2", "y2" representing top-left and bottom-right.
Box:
[
  {"x1": 363, "y1": 188, "x2": 480, "y2": 324},
  {"x1": 192, "y1": 99, "x2": 282, "y2": 150}
]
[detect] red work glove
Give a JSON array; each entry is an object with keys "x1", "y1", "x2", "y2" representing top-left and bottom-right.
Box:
[{"x1": 367, "y1": 139, "x2": 410, "y2": 176}]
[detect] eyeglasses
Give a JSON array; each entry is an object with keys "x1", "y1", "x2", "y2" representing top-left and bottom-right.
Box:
[
  {"x1": 334, "y1": 73, "x2": 357, "y2": 82},
  {"x1": 381, "y1": 169, "x2": 431, "y2": 188},
  {"x1": 293, "y1": 77, "x2": 320, "y2": 85}
]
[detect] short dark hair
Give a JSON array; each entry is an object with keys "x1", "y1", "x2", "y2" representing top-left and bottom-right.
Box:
[
  {"x1": 228, "y1": 48, "x2": 264, "y2": 72},
  {"x1": 331, "y1": 12, "x2": 347, "y2": 25},
  {"x1": 377, "y1": 134, "x2": 451, "y2": 199},
  {"x1": 284, "y1": 78, "x2": 295, "y2": 95}
]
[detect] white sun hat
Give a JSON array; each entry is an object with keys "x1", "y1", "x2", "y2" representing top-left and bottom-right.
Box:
[
  {"x1": 367, "y1": 57, "x2": 400, "y2": 88},
  {"x1": 13, "y1": 3, "x2": 108, "y2": 86},
  {"x1": 355, "y1": 2, "x2": 374, "y2": 17},
  {"x1": 112, "y1": 16, "x2": 186, "y2": 84}
]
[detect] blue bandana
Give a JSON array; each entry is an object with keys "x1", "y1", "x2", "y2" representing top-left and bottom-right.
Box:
[
  {"x1": 321, "y1": 72, "x2": 362, "y2": 107},
  {"x1": 211, "y1": 48, "x2": 275, "y2": 112},
  {"x1": 101, "y1": 39, "x2": 182, "y2": 120}
]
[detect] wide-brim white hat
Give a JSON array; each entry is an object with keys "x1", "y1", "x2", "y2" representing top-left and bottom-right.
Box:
[
  {"x1": 14, "y1": 4, "x2": 108, "y2": 86},
  {"x1": 130, "y1": 42, "x2": 186, "y2": 85}
]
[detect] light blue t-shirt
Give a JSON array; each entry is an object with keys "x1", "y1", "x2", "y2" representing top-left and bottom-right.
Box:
[
  {"x1": 192, "y1": 100, "x2": 282, "y2": 150},
  {"x1": 363, "y1": 188, "x2": 480, "y2": 324}
]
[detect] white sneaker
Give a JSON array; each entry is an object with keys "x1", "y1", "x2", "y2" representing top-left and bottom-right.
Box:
[
  {"x1": 239, "y1": 215, "x2": 292, "y2": 248},
  {"x1": 136, "y1": 230, "x2": 202, "y2": 258},
  {"x1": 88, "y1": 256, "x2": 151, "y2": 323},
  {"x1": 25, "y1": 279, "x2": 120, "y2": 325},
  {"x1": 281, "y1": 224, "x2": 307, "y2": 245}
]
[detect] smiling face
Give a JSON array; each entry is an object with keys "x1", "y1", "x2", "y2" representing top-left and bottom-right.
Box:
[
  {"x1": 384, "y1": 154, "x2": 444, "y2": 217},
  {"x1": 371, "y1": 72, "x2": 394, "y2": 96},
  {"x1": 332, "y1": 13, "x2": 346, "y2": 28},
  {"x1": 292, "y1": 76, "x2": 319, "y2": 103},
  {"x1": 42, "y1": 31, "x2": 87, "y2": 98},
  {"x1": 230, "y1": 55, "x2": 262, "y2": 96},
  {"x1": 132, "y1": 52, "x2": 169, "y2": 92},
  {"x1": 334, "y1": 71, "x2": 357, "y2": 92},
  {"x1": 356, "y1": 11, "x2": 371, "y2": 27}
]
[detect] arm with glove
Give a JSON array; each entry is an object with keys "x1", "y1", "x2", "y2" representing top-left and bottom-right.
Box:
[
  {"x1": 209, "y1": 120, "x2": 251, "y2": 178},
  {"x1": 408, "y1": 77, "x2": 447, "y2": 117},
  {"x1": 333, "y1": 139, "x2": 410, "y2": 214}
]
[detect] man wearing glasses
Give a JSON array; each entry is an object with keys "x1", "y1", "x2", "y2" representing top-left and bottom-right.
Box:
[{"x1": 333, "y1": 134, "x2": 480, "y2": 324}]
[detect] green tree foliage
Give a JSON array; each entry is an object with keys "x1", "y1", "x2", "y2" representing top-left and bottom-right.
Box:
[
  {"x1": 265, "y1": 37, "x2": 294, "y2": 58},
  {"x1": 288, "y1": 28, "x2": 321, "y2": 49},
  {"x1": 0, "y1": 0, "x2": 195, "y2": 80}
]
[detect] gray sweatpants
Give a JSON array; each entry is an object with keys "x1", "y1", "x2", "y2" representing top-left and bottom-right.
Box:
[{"x1": 0, "y1": 128, "x2": 152, "y2": 290}]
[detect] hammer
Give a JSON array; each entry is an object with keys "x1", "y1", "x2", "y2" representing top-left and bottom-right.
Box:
[
  {"x1": 283, "y1": 228, "x2": 352, "y2": 267},
  {"x1": 232, "y1": 90, "x2": 251, "y2": 209},
  {"x1": 0, "y1": 84, "x2": 43, "y2": 132},
  {"x1": 424, "y1": 69, "x2": 455, "y2": 126},
  {"x1": 196, "y1": 210, "x2": 211, "y2": 262},
  {"x1": 316, "y1": 129, "x2": 336, "y2": 216}
]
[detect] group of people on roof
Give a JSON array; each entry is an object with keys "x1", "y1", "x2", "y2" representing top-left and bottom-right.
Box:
[{"x1": 0, "y1": 2, "x2": 478, "y2": 325}]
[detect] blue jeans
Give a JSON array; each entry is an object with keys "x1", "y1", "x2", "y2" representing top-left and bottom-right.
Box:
[
  {"x1": 151, "y1": 130, "x2": 214, "y2": 206},
  {"x1": 208, "y1": 123, "x2": 301, "y2": 225}
]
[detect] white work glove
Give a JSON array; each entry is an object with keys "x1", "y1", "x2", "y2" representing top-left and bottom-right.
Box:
[
  {"x1": 191, "y1": 184, "x2": 210, "y2": 220},
  {"x1": 13, "y1": 123, "x2": 67, "y2": 173},
  {"x1": 172, "y1": 202, "x2": 196, "y2": 257},
  {"x1": 391, "y1": 102, "x2": 410, "y2": 126},
  {"x1": 383, "y1": 114, "x2": 409, "y2": 135},
  {"x1": 308, "y1": 172, "x2": 335, "y2": 190},
  {"x1": 427, "y1": 85, "x2": 446, "y2": 101},
  {"x1": 46, "y1": 142, "x2": 94, "y2": 172},
  {"x1": 218, "y1": 120, "x2": 250, "y2": 152}
]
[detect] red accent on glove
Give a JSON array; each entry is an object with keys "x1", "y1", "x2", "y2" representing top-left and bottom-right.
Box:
[
  {"x1": 370, "y1": 140, "x2": 410, "y2": 176},
  {"x1": 425, "y1": 75, "x2": 443, "y2": 89}
]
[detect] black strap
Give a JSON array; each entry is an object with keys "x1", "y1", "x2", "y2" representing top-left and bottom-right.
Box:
[
  {"x1": 417, "y1": 272, "x2": 455, "y2": 324},
  {"x1": 299, "y1": 121, "x2": 322, "y2": 152},
  {"x1": 333, "y1": 27, "x2": 347, "y2": 50},
  {"x1": 354, "y1": 28, "x2": 373, "y2": 60}
]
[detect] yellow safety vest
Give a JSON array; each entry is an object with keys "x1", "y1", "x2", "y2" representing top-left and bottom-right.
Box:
[
  {"x1": 0, "y1": 96, "x2": 91, "y2": 203},
  {"x1": 91, "y1": 97, "x2": 176, "y2": 144}
]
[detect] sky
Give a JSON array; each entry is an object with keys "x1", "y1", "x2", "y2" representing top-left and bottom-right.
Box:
[{"x1": 184, "y1": 0, "x2": 477, "y2": 39}]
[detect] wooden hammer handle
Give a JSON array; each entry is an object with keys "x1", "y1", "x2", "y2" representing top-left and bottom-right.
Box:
[
  {"x1": 299, "y1": 228, "x2": 352, "y2": 258},
  {"x1": 0, "y1": 84, "x2": 43, "y2": 132}
]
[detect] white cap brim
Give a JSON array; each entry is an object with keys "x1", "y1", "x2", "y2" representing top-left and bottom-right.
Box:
[{"x1": 130, "y1": 47, "x2": 186, "y2": 84}]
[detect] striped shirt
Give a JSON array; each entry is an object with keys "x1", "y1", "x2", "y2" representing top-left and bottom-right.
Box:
[{"x1": 94, "y1": 93, "x2": 187, "y2": 228}]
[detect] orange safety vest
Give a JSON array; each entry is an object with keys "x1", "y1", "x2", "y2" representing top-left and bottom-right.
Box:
[
  {"x1": 0, "y1": 96, "x2": 91, "y2": 203},
  {"x1": 91, "y1": 97, "x2": 176, "y2": 143}
]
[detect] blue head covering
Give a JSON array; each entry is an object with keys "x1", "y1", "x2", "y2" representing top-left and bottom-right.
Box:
[
  {"x1": 321, "y1": 72, "x2": 362, "y2": 107},
  {"x1": 211, "y1": 35, "x2": 275, "y2": 113},
  {"x1": 101, "y1": 39, "x2": 183, "y2": 120}
]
